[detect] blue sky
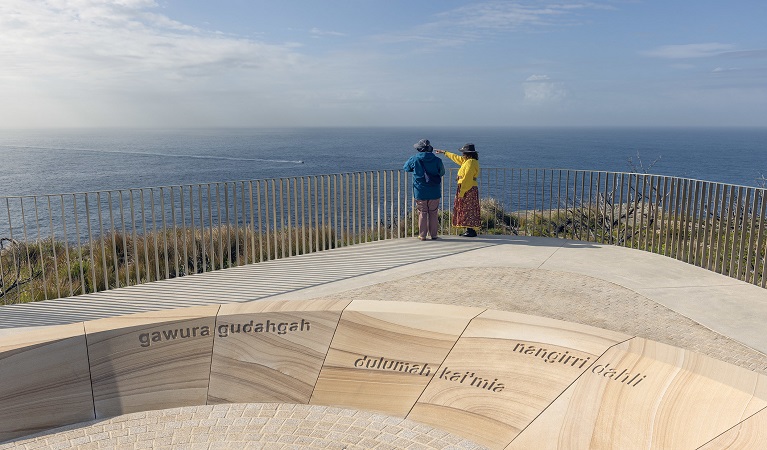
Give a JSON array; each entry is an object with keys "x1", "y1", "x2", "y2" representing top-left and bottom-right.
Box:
[{"x1": 1, "y1": 0, "x2": 765, "y2": 128}]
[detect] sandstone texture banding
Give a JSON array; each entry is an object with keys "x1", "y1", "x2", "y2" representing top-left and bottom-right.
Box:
[{"x1": 1, "y1": 299, "x2": 766, "y2": 449}]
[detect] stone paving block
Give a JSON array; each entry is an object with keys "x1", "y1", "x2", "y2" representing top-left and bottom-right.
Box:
[
  {"x1": 85, "y1": 306, "x2": 218, "y2": 418},
  {"x1": 311, "y1": 301, "x2": 483, "y2": 417},
  {"x1": 210, "y1": 299, "x2": 350, "y2": 405},
  {"x1": 0, "y1": 324, "x2": 94, "y2": 442}
]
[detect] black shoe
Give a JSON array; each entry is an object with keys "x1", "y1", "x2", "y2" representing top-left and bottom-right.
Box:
[{"x1": 460, "y1": 228, "x2": 477, "y2": 237}]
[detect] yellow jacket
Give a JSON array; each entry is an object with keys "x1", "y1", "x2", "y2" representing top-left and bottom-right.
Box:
[{"x1": 444, "y1": 152, "x2": 480, "y2": 197}]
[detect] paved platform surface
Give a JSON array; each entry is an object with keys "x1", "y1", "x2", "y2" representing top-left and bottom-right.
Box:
[
  {"x1": 2, "y1": 235, "x2": 767, "y2": 448},
  {"x1": 0, "y1": 404, "x2": 485, "y2": 450}
]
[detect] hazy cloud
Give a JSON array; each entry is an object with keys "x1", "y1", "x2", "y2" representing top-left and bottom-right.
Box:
[
  {"x1": 375, "y1": 1, "x2": 614, "y2": 48},
  {"x1": 310, "y1": 28, "x2": 346, "y2": 38},
  {"x1": 523, "y1": 74, "x2": 568, "y2": 103},
  {"x1": 641, "y1": 43, "x2": 735, "y2": 59},
  {"x1": 0, "y1": 0, "x2": 303, "y2": 87}
]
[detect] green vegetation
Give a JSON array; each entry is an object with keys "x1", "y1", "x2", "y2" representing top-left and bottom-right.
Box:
[{"x1": 3, "y1": 196, "x2": 766, "y2": 305}]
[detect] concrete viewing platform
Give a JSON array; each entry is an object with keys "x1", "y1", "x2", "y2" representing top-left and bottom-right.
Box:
[{"x1": 2, "y1": 235, "x2": 767, "y2": 449}]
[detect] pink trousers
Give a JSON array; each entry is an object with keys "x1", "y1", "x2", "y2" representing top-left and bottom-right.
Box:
[{"x1": 416, "y1": 198, "x2": 440, "y2": 239}]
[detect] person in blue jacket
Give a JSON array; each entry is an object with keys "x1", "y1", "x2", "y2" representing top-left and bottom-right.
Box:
[{"x1": 403, "y1": 139, "x2": 446, "y2": 240}]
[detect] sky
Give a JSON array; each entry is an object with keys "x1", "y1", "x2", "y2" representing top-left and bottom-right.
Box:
[{"x1": 1, "y1": 0, "x2": 766, "y2": 128}]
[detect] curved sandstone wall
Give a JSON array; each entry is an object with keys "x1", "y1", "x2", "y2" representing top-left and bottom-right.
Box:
[{"x1": 1, "y1": 299, "x2": 766, "y2": 449}]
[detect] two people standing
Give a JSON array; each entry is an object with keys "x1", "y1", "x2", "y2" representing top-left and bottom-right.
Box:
[{"x1": 403, "y1": 139, "x2": 480, "y2": 239}]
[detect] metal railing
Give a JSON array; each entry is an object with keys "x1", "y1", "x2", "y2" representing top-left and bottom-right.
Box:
[{"x1": 2, "y1": 168, "x2": 767, "y2": 304}]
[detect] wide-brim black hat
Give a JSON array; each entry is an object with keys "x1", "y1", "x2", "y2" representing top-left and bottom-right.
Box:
[{"x1": 460, "y1": 143, "x2": 477, "y2": 153}]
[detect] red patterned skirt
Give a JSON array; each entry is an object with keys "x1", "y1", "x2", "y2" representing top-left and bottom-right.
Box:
[{"x1": 452, "y1": 185, "x2": 481, "y2": 228}]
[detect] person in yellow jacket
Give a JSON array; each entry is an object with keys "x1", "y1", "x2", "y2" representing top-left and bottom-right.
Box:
[{"x1": 435, "y1": 143, "x2": 481, "y2": 237}]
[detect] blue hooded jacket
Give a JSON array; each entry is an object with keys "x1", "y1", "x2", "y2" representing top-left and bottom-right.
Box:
[{"x1": 403, "y1": 151, "x2": 446, "y2": 200}]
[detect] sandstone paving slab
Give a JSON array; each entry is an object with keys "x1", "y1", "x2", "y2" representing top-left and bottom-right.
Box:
[
  {"x1": 85, "y1": 305, "x2": 220, "y2": 418},
  {"x1": 0, "y1": 323, "x2": 94, "y2": 442},
  {"x1": 310, "y1": 300, "x2": 483, "y2": 416},
  {"x1": 409, "y1": 310, "x2": 630, "y2": 449},
  {"x1": 507, "y1": 338, "x2": 767, "y2": 450},
  {"x1": 699, "y1": 406, "x2": 767, "y2": 449},
  {"x1": 209, "y1": 298, "x2": 351, "y2": 404}
]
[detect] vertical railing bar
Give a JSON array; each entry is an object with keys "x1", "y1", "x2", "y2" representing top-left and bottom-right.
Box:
[
  {"x1": 597, "y1": 172, "x2": 605, "y2": 244},
  {"x1": 754, "y1": 189, "x2": 767, "y2": 286},
  {"x1": 353, "y1": 173, "x2": 359, "y2": 242},
  {"x1": 370, "y1": 172, "x2": 375, "y2": 242},
  {"x1": 198, "y1": 187, "x2": 206, "y2": 272},
  {"x1": 650, "y1": 176, "x2": 660, "y2": 253},
  {"x1": 759, "y1": 189, "x2": 767, "y2": 287},
  {"x1": 691, "y1": 181, "x2": 702, "y2": 266},
  {"x1": 108, "y1": 192, "x2": 120, "y2": 287},
  {"x1": 178, "y1": 185, "x2": 187, "y2": 277},
  {"x1": 128, "y1": 189, "x2": 139, "y2": 284},
  {"x1": 286, "y1": 178, "x2": 293, "y2": 258},
  {"x1": 656, "y1": 177, "x2": 667, "y2": 255},
  {"x1": 300, "y1": 177, "x2": 307, "y2": 255},
  {"x1": 240, "y1": 181, "x2": 247, "y2": 264},
  {"x1": 312, "y1": 176, "x2": 319, "y2": 251},
  {"x1": 158, "y1": 188, "x2": 167, "y2": 280},
  {"x1": 309, "y1": 177, "x2": 317, "y2": 253},
  {"x1": 0, "y1": 200, "x2": 9, "y2": 303},
  {"x1": 74, "y1": 194, "x2": 87, "y2": 294},
  {"x1": 169, "y1": 187, "x2": 179, "y2": 279},
  {"x1": 121, "y1": 191, "x2": 131, "y2": 286},
  {"x1": 681, "y1": 179, "x2": 692, "y2": 263},
  {"x1": 58, "y1": 194, "x2": 73, "y2": 296},
  {"x1": 340, "y1": 173, "x2": 351, "y2": 246},
  {"x1": 286, "y1": 178, "x2": 294, "y2": 257},
  {"x1": 18, "y1": 198, "x2": 35, "y2": 300},
  {"x1": 714, "y1": 184, "x2": 726, "y2": 273},
  {"x1": 361, "y1": 172, "x2": 366, "y2": 242},
  {"x1": 256, "y1": 181, "x2": 265, "y2": 262},
  {"x1": 333, "y1": 174, "x2": 340, "y2": 247},
  {"x1": 189, "y1": 186, "x2": 197, "y2": 274},
  {"x1": 547, "y1": 169, "x2": 553, "y2": 236},
  {"x1": 206, "y1": 184, "x2": 215, "y2": 268},
  {"x1": 630, "y1": 174, "x2": 640, "y2": 248},
  {"x1": 669, "y1": 178, "x2": 680, "y2": 260},
  {"x1": 47, "y1": 196, "x2": 62, "y2": 297},
  {"x1": 224, "y1": 183, "x2": 233, "y2": 267},
  {"x1": 151, "y1": 189, "x2": 161, "y2": 281},
  {"x1": 248, "y1": 181, "x2": 256, "y2": 263},
  {"x1": 558, "y1": 170, "x2": 564, "y2": 239},
  {"x1": 586, "y1": 171, "x2": 594, "y2": 242},
  {"x1": 640, "y1": 175, "x2": 649, "y2": 251},
  {"x1": 271, "y1": 179, "x2": 279, "y2": 258},
  {"x1": 376, "y1": 171, "x2": 381, "y2": 241},
  {"x1": 702, "y1": 182, "x2": 713, "y2": 270},
  {"x1": 83, "y1": 195, "x2": 96, "y2": 293},
  {"x1": 319, "y1": 177, "x2": 326, "y2": 250},
  {"x1": 34, "y1": 197, "x2": 50, "y2": 300},
  {"x1": 609, "y1": 173, "x2": 617, "y2": 246},
  {"x1": 232, "y1": 182, "x2": 239, "y2": 267},
  {"x1": 576, "y1": 171, "x2": 584, "y2": 241},
  {"x1": 328, "y1": 175, "x2": 334, "y2": 248},
  {"x1": 729, "y1": 186, "x2": 743, "y2": 276},
  {"x1": 617, "y1": 173, "x2": 627, "y2": 246},
  {"x1": 238, "y1": 181, "x2": 245, "y2": 265},
  {"x1": 745, "y1": 188, "x2": 759, "y2": 283},
  {"x1": 382, "y1": 171, "x2": 389, "y2": 239},
  {"x1": 21, "y1": 198, "x2": 34, "y2": 299},
  {"x1": 293, "y1": 178, "x2": 299, "y2": 256},
  {"x1": 398, "y1": 170, "x2": 404, "y2": 238},
  {"x1": 736, "y1": 188, "x2": 751, "y2": 280},
  {"x1": 141, "y1": 189, "x2": 151, "y2": 281},
  {"x1": 722, "y1": 186, "x2": 735, "y2": 275}
]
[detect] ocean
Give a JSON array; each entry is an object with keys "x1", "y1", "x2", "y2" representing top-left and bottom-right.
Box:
[{"x1": 1, "y1": 127, "x2": 767, "y2": 197}]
